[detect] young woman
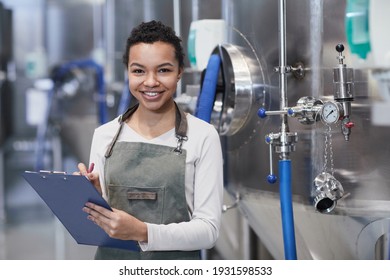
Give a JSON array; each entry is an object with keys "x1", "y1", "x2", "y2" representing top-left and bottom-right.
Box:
[{"x1": 78, "y1": 20, "x2": 223, "y2": 260}]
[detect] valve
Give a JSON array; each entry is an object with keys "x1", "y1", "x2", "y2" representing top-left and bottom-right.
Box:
[
  {"x1": 335, "y1": 43, "x2": 345, "y2": 64},
  {"x1": 287, "y1": 96, "x2": 323, "y2": 125},
  {"x1": 265, "y1": 135, "x2": 277, "y2": 184},
  {"x1": 264, "y1": 132, "x2": 298, "y2": 184},
  {"x1": 257, "y1": 107, "x2": 288, "y2": 119},
  {"x1": 333, "y1": 43, "x2": 354, "y2": 141},
  {"x1": 341, "y1": 117, "x2": 354, "y2": 141},
  {"x1": 259, "y1": 97, "x2": 323, "y2": 125},
  {"x1": 344, "y1": 121, "x2": 354, "y2": 128}
]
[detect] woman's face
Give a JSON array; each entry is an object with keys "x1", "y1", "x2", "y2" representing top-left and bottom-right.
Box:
[{"x1": 127, "y1": 41, "x2": 182, "y2": 113}]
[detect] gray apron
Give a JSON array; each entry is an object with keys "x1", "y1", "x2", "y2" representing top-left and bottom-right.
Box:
[{"x1": 94, "y1": 103, "x2": 200, "y2": 260}]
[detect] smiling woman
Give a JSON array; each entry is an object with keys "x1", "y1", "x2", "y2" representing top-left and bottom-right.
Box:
[
  {"x1": 127, "y1": 41, "x2": 182, "y2": 124},
  {"x1": 76, "y1": 20, "x2": 224, "y2": 260}
]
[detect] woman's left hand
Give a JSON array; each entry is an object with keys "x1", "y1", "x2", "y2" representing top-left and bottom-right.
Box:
[{"x1": 82, "y1": 202, "x2": 148, "y2": 242}]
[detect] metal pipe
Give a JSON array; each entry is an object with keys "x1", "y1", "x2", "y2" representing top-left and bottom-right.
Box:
[
  {"x1": 0, "y1": 149, "x2": 4, "y2": 222},
  {"x1": 173, "y1": 0, "x2": 182, "y2": 96},
  {"x1": 278, "y1": 0, "x2": 297, "y2": 260},
  {"x1": 278, "y1": 0, "x2": 290, "y2": 141},
  {"x1": 279, "y1": 159, "x2": 297, "y2": 259},
  {"x1": 105, "y1": 0, "x2": 115, "y2": 83},
  {"x1": 264, "y1": 110, "x2": 288, "y2": 116}
]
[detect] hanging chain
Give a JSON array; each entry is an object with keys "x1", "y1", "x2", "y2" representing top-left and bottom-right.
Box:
[{"x1": 323, "y1": 123, "x2": 335, "y2": 175}]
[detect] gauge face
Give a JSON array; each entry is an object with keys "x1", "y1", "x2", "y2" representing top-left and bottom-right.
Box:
[{"x1": 321, "y1": 101, "x2": 340, "y2": 124}]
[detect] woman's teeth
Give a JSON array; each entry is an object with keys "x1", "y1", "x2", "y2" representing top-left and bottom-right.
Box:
[{"x1": 144, "y1": 92, "x2": 159, "y2": 97}]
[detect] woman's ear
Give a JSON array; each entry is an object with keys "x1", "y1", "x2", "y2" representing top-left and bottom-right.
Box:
[{"x1": 178, "y1": 67, "x2": 184, "y2": 80}]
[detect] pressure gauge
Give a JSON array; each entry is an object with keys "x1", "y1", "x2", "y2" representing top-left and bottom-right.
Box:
[{"x1": 321, "y1": 101, "x2": 343, "y2": 124}]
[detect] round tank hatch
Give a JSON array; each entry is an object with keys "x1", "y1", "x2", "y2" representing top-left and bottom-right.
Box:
[{"x1": 210, "y1": 43, "x2": 264, "y2": 137}]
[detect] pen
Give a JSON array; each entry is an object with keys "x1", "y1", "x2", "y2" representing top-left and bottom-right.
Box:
[{"x1": 88, "y1": 163, "x2": 95, "y2": 173}]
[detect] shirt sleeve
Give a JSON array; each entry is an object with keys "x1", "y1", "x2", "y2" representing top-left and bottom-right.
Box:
[
  {"x1": 88, "y1": 119, "x2": 120, "y2": 200},
  {"x1": 139, "y1": 125, "x2": 224, "y2": 251}
]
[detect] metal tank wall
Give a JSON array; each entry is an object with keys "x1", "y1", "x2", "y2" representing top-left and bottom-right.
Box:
[
  {"x1": 0, "y1": 2, "x2": 12, "y2": 146},
  {"x1": 109, "y1": 0, "x2": 174, "y2": 83},
  {"x1": 215, "y1": 0, "x2": 390, "y2": 259},
  {"x1": 110, "y1": 0, "x2": 222, "y2": 90}
]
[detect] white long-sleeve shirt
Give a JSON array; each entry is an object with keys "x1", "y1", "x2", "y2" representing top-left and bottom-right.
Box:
[{"x1": 89, "y1": 113, "x2": 224, "y2": 251}]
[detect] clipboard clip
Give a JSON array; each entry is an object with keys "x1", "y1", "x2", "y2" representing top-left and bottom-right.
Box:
[
  {"x1": 38, "y1": 170, "x2": 67, "y2": 179},
  {"x1": 39, "y1": 170, "x2": 67, "y2": 174}
]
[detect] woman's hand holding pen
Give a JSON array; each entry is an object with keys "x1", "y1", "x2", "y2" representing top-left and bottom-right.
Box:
[
  {"x1": 74, "y1": 162, "x2": 102, "y2": 195},
  {"x1": 76, "y1": 163, "x2": 148, "y2": 242}
]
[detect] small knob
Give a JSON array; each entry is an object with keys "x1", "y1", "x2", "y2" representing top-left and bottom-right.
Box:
[
  {"x1": 287, "y1": 108, "x2": 295, "y2": 116},
  {"x1": 344, "y1": 121, "x2": 354, "y2": 128},
  {"x1": 257, "y1": 108, "x2": 267, "y2": 119},
  {"x1": 267, "y1": 174, "x2": 277, "y2": 184},
  {"x1": 336, "y1": 44, "x2": 344, "y2": 53}
]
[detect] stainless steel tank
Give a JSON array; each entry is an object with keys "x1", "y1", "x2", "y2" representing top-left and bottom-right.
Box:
[
  {"x1": 211, "y1": 0, "x2": 390, "y2": 259},
  {"x1": 0, "y1": 2, "x2": 12, "y2": 146}
]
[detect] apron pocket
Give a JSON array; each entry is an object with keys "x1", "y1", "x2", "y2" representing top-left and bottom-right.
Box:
[{"x1": 107, "y1": 185, "x2": 165, "y2": 224}]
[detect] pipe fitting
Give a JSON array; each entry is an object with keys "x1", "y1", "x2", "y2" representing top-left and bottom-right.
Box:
[
  {"x1": 222, "y1": 193, "x2": 240, "y2": 213},
  {"x1": 288, "y1": 96, "x2": 323, "y2": 125},
  {"x1": 313, "y1": 172, "x2": 344, "y2": 213}
]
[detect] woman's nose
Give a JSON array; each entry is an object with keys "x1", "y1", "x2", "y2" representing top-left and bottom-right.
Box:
[{"x1": 143, "y1": 73, "x2": 159, "y2": 87}]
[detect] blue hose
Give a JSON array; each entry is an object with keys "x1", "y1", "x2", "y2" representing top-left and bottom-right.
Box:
[
  {"x1": 195, "y1": 54, "x2": 221, "y2": 122},
  {"x1": 279, "y1": 159, "x2": 297, "y2": 260}
]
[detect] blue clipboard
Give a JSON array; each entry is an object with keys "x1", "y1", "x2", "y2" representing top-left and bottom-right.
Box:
[{"x1": 22, "y1": 171, "x2": 139, "y2": 252}]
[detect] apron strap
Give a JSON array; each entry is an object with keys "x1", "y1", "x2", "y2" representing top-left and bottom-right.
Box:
[
  {"x1": 175, "y1": 102, "x2": 187, "y2": 138},
  {"x1": 104, "y1": 104, "x2": 138, "y2": 158},
  {"x1": 105, "y1": 102, "x2": 188, "y2": 158},
  {"x1": 174, "y1": 102, "x2": 188, "y2": 155}
]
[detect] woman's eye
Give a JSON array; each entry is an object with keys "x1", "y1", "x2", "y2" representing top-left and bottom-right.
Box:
[
  {"x1": 159, "y1": 68, "x2": 172, "y2": 73},
  {"x1": 131, "y1": 69, "x2": 144, "y2": 74}
]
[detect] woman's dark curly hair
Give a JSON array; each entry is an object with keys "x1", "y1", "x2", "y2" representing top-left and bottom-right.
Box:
[{"x1": 122, "y1": 20, "x2": 185, "y2": 69}]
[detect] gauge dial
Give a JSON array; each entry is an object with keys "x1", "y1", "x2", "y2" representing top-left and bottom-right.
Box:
[{"x1": 321, "y1": 101, "x2": 343, "y2": 124}]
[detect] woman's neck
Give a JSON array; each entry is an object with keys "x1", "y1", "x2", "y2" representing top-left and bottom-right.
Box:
[{"x1": 126, "y1": 103, "x2": 176, "y2": 139}]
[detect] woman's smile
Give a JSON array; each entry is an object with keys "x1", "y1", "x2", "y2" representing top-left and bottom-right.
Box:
[{"x1": 142, "y1": 91, "x2": 162, "y2": 97}]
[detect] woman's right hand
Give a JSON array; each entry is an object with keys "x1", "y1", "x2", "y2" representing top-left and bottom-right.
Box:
[{"x1": 74, "y1": 163, "x2": 102, "y2": 195}]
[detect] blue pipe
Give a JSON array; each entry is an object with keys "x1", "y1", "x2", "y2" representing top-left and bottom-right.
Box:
[
  {"x1": 279, "y1": 159, "x2": 297, "y2": 260},
  {"x1": 195, "y1": 54, "x2": 221, "y2": 122}
]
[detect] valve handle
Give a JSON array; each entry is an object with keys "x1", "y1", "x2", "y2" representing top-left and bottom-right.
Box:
[
  {"x1": 345, "y1": 121, "x2": 354, "y2": 128},
  {"x1": 336, "y1": 43, "x2": 344, "y2": 53},
  {"x1": 267, "y1": 174, "x2": 277, "y2": 184},
  {"x1": 336, "y1": 43, "x2": 346, "y2": 65},
  {"x1": 266, "y1": 135, "x2": 277, "y2": 184},
  {"x1": 257, "y1": 108, "x2": 267, "y2": 119}
]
